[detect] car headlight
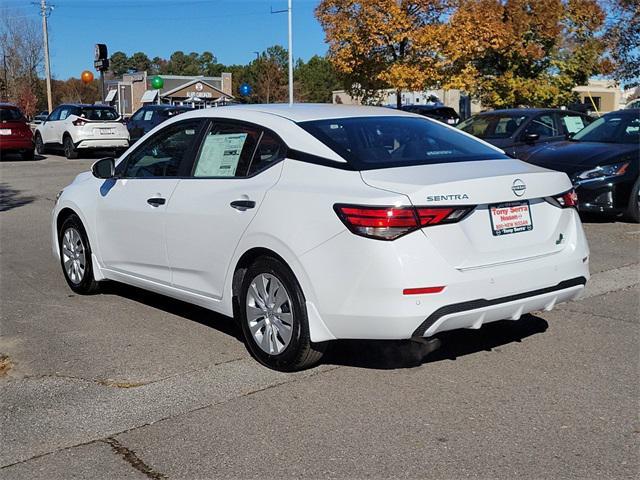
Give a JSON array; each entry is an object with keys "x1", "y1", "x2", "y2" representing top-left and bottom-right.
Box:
[{"x1": 574, "y1": 161, "x2": 630, "y2": 182}]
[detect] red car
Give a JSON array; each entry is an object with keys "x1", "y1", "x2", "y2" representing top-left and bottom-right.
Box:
[{"x1": 0, "y1": 104, "x2": 35, "y2": 160}]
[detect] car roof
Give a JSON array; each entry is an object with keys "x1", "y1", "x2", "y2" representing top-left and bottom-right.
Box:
[
  {"x1": 0, "y1": 103, "x2": 19, "y2": 109},
  {"x1": 476, "y1": 108, "x2": 585, "y2": 116},
  {"x1": 191, "y1": 103, "x2": 416, "y2": 122},
  {"x1": 144, "y1": 104, "x2": 192, "y2": 110},
  {"x1": 605, "y1": 108, "x2": 639, "y2": 115},
  {"x1": 57, "y1": 104, "x2": 116, "y2": 108}
]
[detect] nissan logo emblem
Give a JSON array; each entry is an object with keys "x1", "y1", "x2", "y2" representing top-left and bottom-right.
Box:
[{"x1": 512, "y1": 179, "x2": 526, "y2": 197}]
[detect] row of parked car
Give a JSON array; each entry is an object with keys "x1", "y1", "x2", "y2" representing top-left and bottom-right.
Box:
[
  {"x1": 1, "y1": 101, "x2": 638, "y2": 221},
  {"x1": 0, "y1": 102, "x2": 194, "y2": 161}
]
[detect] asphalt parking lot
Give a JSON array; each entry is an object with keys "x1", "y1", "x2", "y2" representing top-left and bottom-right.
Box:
[{"x1": 1, "y1": 153, "x2": 638, "y2": 480}]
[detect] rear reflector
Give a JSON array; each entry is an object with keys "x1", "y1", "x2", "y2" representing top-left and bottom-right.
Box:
[
  {"x1": 334, "y1": 204, "x2": 473, "y2": 240},
  {"x1": 403, "y1": 286, "x2": 445, "y2": 295}
]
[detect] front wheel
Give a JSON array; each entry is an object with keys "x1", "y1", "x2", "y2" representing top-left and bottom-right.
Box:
[
  {"x1": 58, "y1": 214, "x2": 100, "y2": 294},
  {"x1": 625, "y1": 178, "x2": 639, "y2": 223},
  {"x1": 34, "y1": 133, "x2": 46, "y2": 155},
  {"x1": 239, "y1": 257, "x2": 325, "y2": 371}
]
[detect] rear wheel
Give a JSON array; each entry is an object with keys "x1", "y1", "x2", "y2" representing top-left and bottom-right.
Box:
[
  {"x1": 63, "y1": 135, "x2": 78, "y2": 159},
  {"x1": 625, "y1": 178, "x2": 639, "y2": 223},
  {"x1": 58, "y1": 214, "x2": 100, "y2": 294},
  {"x1": 34, "y1": 133, "x2": 46, "y2": 155},
  {"x1": 239, "y1": 257, "x2": 325, "y2": 371}
]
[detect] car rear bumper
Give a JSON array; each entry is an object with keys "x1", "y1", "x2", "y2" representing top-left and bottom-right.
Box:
[
  {"x1": 0, "y1": 137, "x2": 34, "y2": 150},
  {"x1": 76, "y1": 138, "x2": 129, "y2": 150},
  {"x1": 300, "y1": 210, "x2": 590, "y2": 340}
]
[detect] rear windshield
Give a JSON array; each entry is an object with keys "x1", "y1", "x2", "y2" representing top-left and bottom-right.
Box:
[
  {"x1": 0, "y1": 108, "x2": 24, "y2": 121},
  {"x1": 299, "y1": 116, "x2": 507, "y2": 169},
  {"x1": 78, "y1": 107, "x2": 119, "y2": 121},
  {"x1": 458, "y1": 114, "x2": 528, "y2": 139}
]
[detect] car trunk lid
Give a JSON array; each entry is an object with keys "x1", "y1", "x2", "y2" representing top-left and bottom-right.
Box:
[{"x1": 360, "y1": 159, "x2": 575, "y2": 269}]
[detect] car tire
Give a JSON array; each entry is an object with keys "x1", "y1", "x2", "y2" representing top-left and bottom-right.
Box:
[
  {"x1": 58, "y1": 214, "x2": 100, "y2": 294},
  {"x1": 239, "y1": 256, "x2": 326, "y2": 371},
  {"x1": 63, "y1": 135, "x2": 79, "y2": 159},
  {"x1": 34, "y1": 133, "x2": 46, "y2": 155},
  {"x1": 22, "y1": 149, "x2": 35, "y2": 161},
  {"x1": 625, "y1": 178, "x2": 639, "y2": 223}
]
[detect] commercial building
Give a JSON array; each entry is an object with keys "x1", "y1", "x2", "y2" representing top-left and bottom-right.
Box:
[
  {"x1": 572, "y1": 80, "x2": 623, "y2": 113},
  {"x1": 106, "y1": 72, "x2": 234, "y2": 116}
]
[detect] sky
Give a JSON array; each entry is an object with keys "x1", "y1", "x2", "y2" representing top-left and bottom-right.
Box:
[{"x1": 0, "y1": 0, "x2": 328, "y2": 79}]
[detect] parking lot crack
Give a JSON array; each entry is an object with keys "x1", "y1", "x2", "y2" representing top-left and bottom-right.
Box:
[{"x1": 102, "y1": 437, "x2": 168, "y2": 480}]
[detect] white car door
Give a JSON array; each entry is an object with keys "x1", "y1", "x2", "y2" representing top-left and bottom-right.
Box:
[
  {"x1": 165, "y1": 121, "x2": 285, "y2": 299},
  {"x1": 51, "y1": 105, "x2": 73, "y2": 144},
  {"x1": 41, "y1": 106, "x2": 62, "y2": 144},
  {"x1": 95, "y1": 119, "x2": 204, "y2": 284}
]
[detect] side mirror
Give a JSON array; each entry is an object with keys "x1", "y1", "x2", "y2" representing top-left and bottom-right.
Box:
[
  {"x1": 523, "y1": 132, "x2": 540, "y2": 144},
  {"x1": 92, "y1": 157, "x2": 115, "y2": 179}
]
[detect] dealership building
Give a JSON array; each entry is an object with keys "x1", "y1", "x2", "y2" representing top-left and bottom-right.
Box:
[{"x1": 105, "y1": 72, "x2": 234, "y2": 116}]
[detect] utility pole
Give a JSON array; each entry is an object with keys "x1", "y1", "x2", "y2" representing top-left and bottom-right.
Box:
[
  {"x1": 271, "y1": 0, "x2": 294, "y2": 105},
  {"x1": 39, "y1": 0, "x2": 53, "y2": 112}
]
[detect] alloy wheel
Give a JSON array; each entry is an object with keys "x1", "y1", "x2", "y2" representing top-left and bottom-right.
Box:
[
  {"x1": 61, "y1": 227, "x2": 86, "y2": 284},
  {"x1": 245, "y1": 273, "x2": 294, "y2": 355}
]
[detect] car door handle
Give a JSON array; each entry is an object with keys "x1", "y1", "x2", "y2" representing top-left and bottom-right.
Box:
[
  {"x1": 147, "y1": 197, "x2": 166, "y2": 207},
  {"x1": 230, "y1": 200, "x2": 256, "y2": 211}
]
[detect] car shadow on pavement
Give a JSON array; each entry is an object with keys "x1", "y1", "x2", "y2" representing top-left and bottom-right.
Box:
[
  {"x1": 0, "y1": 183, "x2": 35, "y2": 212},
  {"x1": 323, "y1": 315, "x2": 549, "y2": 370},
  {"x1": 100, "y1": 282, "x2": 244, "y2": 342},
  {"x1": 0, "y1": 152, "x2": 45, "y2": 161},
  {"x1": 579, "y1": 212, "x2": 629, "y2": 224}
]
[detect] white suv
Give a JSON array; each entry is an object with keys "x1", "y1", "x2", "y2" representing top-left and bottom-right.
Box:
[{"x1": 35, "y1": 104, "x2": 129, "y2": 159}]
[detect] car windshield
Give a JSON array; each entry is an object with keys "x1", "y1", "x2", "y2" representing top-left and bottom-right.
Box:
[
  {"x1": 571, "y1": 113, "x2": 640, "y2": 144},
  {"x1": 0, "y1": 108, "x2": 24, "y2": 121},
  {"x1": 458, "y1": 114, "x2": 528, "y2": 139},
  {"x1": 299, "y1": 116, "x2": 507, "y2": 169},
  {"x1": 78, "y1": 107, "x2": 119, "y2": 121}
]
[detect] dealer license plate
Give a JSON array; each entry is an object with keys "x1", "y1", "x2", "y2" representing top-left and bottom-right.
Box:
[
  {"x1": 0, "y1": 129, "x2": 11, "y2": 135},
  {"x1": 489, "y1": 201, "x2": 533, "y2": 236}
]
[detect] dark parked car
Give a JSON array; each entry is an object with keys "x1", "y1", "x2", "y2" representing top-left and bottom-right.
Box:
[
  {"x1": 32, "y1": 111, "x2": 49, "y2": 124},
  {"x1": 458, "y1": 108, "x2": 594, "y2": 159},
  {"x1": 0, "y1": 104, "x2": 34, "y2": 160},
  {"x1": 401, "y1": 104, "x2": 460, "y2": 125},
  {"x1": 520, "y1": 109, "x2": 639, "y2": 222},
  {"x1": 127, "y1": 105, "x2": 193, "y2": 143}
]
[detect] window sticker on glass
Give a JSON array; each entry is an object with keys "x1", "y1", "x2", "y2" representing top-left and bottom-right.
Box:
[
  {"x1": 563, "y1": 116, "x2": 585, "y2": 134},
  {"x1": 144, "y1": 110, "x2": 154, "y2": 121},
  {"x1": 194, "y1": 133, "x2": 247, "y2": 177}
]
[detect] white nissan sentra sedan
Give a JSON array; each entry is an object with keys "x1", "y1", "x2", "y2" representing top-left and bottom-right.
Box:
[{"x1": 52, "y1": 104, "x2": 589, "y2": 370}]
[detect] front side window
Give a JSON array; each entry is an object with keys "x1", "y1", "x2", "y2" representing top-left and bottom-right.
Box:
[
  {"x1": 48, "y1": 107, "x2": 62, "y2": 121},
  {"x1": 560, "y1": 114, "x2": 590, "y2": 135},
  {"x1": 300, "y1": 116, "x2": 507, "y2": 169},
  {"x1": 524, "y1": 114, "x2": 558, "y2": 138},
  {"x1": 121, "y1": 121, "x2": 201, "y2": 178},
  {"x1": 130, "y1": 109, "x2": 145, "y2": 121},
  {"x1": 191, "y1": 122, "x2": 260, "y2": 178},
  {"x1": 458, "y1": 114, "x2": 527, "y2": 139}
]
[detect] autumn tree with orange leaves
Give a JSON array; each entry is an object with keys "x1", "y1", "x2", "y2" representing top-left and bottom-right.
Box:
[
  {"x1": 443, "y1": 0, "x2": 607, "y2": 108},
  {"x1": 317, "y1": 0, "x2": 609, "y2": 109},
  {"x1": 316, "y1": 0, "x2": 451, "y2": 108}
]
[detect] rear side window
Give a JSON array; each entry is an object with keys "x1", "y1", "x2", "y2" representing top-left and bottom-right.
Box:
[
  {"x1": 524, "y1": 114, "x2": 559, "y2": 138},
  {"x1": 247, "y1": 131, "x2": 285, "y2": 176},
  {"x1": 300, "y1": 116, "x2": 507, "y2": 169}
]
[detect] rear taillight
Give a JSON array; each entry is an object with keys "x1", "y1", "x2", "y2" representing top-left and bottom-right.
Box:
[
  {"x1": 72, "y1": 118, "x2": 87, "y2": 126},
  {"x1": 546, "y1": 189, "x2": 578, "y2": 209},
  {"x1": 334, "y1": 204, "x2": 473, "y2": 240}
]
